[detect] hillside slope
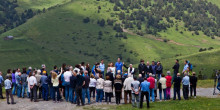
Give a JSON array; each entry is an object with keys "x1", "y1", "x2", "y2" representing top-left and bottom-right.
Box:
[{"x1": 0, "y1": 0, "x2": 220, "y2": 78}]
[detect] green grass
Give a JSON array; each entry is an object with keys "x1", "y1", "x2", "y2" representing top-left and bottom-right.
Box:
[
  {"x1": 0, "y1": 0, "x2": 220, "y2": 78},
  {"x1": 208, "y1": 0, "x2": 220, "y2": 7},
  {"x1": 83, "y1": 97, "x2": 220, "y2": 110}
]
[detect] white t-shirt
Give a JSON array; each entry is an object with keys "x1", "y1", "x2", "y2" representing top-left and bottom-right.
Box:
[
  {"x1": 64, "y1": 71, "x2": 72, "y2": 82},
  {"x1": 89, "y1": 78, "x2": 97, "y2": 87},
  {"x1": 29, "y1": 76, "x2": 37, "y2": 86}
]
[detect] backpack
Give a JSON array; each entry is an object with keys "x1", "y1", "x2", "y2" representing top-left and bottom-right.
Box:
[{"x1": 189, "y1": 63, "x2": 193, "y2": 70}]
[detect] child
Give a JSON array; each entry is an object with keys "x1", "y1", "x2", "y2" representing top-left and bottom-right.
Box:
[{"x1": 4, "y1": 76, "x2": 16, "y2": 104}]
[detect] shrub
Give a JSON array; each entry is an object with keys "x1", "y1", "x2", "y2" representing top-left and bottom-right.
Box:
[{"x1": 83, "y1": 17, "x2": 90, "y2": 23}]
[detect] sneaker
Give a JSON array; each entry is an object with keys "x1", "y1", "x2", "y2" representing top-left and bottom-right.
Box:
[{"x1": 7, "y1": 102, "x2": 10, "y2": 104}]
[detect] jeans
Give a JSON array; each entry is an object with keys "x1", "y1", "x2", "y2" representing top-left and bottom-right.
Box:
[
  {"x1": 132, "y1": 93, "x2": 140, "y2": 108},
  {"x1": 115, "y1": 91, "x2": 121, "y2": 104},
  {"x1": 217, "y1": 82, "x2": 220, "y2": 91},
  {"x1": 82, "y1": 88, "x2": 90, "y2": 104},
  {"x1": 166, "y1": 87, "x2": 171, "y2": 100},
  {"x1": 140, "y1": 91, "x2": 149, "y2": 108},
  {"x1": 149, "y1": 89, "x2": 155, "y2": 102},
  {"x1": 12, "y1": 82, "x2": 17, "y2": 95},
  {"x1": 42, "y1": 84, "x2": 48, "y2": 100},
  {"x1": 22, "y1": 84, "x2": 28, "y2": 98},
  {"x1": 183, "y1": 85, "x2": 189, "y2": 100},
  {"x1": 65, "y1": 84, "x2": 72, "y2": 102},
  {"x1": 53, "y1": 86, "x2": 60, "y2": 101},
  {"x1": 49, "y1": 85, "x2": 54, "y2": 99},
  {"x1": 173, "y1": 87, "x2": 181, "y2": 100},
  {"x1": 69, "y1": 87, "x2": 73, "y2": 102},
  {"x1": 96, "y1": 89, "x2": 103, "y2": 102},
  {"x1": 159, "y1": 89, "x2": 166, "y2": 100},
  {"x1": 105, "y1": 92, "x2": 111, "y2": 103},
  {"x1": 17, "y1": 84, "x2": 22, "y2": 97},
  {"x1": 101, "y1": 71, "x2": 105, "y2": 79}
]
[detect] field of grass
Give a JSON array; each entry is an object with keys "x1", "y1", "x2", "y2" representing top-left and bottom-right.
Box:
[
  {"x1": 83, "y1": 97, "x2": 220, "y2": 110},
  {"x1": 0, "y1": 0, "x2": 219, "y2": 78},
  {"x1": 208, "y1": 0, "x2": 220, "y2": 7}
]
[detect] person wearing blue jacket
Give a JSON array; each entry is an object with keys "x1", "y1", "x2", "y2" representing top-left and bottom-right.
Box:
[{"x1": 140, "y1": 78, "x2": 150, "y2": 108}]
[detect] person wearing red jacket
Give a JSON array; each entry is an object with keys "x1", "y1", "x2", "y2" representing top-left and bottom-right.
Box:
[
  {"x1": 165, "y1": 71, "x2": 172, "y2": 100},
  {"x1": 147, "y1": 73, "x2": 155, "y2": 102}
]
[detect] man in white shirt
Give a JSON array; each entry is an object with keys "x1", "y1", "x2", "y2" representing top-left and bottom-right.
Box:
[
  {"x1": 63, "y1": 67, "x2": 72, "y2": 102},
  {"x1": 29, "y1": 74, "x2": 37, "y2": 102},
  {"x1": 128, "y1": 64, "x2": 135, "y2": 77},
  {"x1": 123, "y1": 74, "x2": 134, "y2": 104}
]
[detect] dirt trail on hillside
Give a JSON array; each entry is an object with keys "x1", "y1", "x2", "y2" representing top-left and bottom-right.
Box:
[{"x1": 0, "y1": 88, "x2": 219, "y2": 110}]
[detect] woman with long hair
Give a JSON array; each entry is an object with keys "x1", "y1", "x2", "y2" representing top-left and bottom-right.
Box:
[{"x1": 52, "y1": 71, "x2": 62, "y2": 103}]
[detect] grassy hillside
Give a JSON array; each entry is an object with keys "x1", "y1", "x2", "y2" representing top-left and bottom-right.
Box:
[{"x1": 0, "y1": 0, "x2": 219, "y2": 78}]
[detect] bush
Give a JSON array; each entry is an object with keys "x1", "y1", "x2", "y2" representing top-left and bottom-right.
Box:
[
  {"x1": 83, "y1": 17, "x2": 90, "y2": 23},
  {"x1": 208, "y1": 47, "x2": 214, "y2": 50}
]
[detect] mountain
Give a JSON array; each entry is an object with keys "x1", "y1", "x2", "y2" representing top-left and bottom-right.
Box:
[{"x1": 0, "y1": 0, "x2": 220, "y2": 78}]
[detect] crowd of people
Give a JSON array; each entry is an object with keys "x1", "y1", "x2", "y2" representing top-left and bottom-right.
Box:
[{"x1": 0, "y1": 58, "x2": 203, "y2": 108}]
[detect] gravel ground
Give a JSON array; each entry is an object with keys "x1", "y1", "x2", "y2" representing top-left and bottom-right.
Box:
[{"x1": 0, "y1": 88, "x2": 219, "y2": 110}]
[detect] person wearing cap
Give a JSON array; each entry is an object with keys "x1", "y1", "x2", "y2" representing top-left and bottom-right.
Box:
[
  {"x1": 123, "y1": 74, "x2": 134, "y2": 104},
  {"x1": 182, "y1": 72, "x2": 190, "y2": 100},
  {"x1": 159, "y1": 74, "x2": 166, "y2": 101},
  {"x1": 190, "y1": 72, "x2": 197, "y2": 98},
  {"x1": 41, "y1": 64, "x2": 47, "y2": 76},
  {"x1": 40, "y1": 70, "x2": 49, "y2": 101},
  {"x1": 147, "y1": 73, "x2": 155, "y2": 102},
  {"x1": 131, "y1": 76, "x2": 140, "y2": 108},
  {"x1": 165, "y1": 71, "x2": 172, "y2": 100},
  {"x1": 173, "y1": 73, "x2": 182, "y2": 100},
  {"x1": 140, "y1": 77, "x2": 150, "y2": 108},
  {"x1": 4, "y1": 75, "x2": 16, "y2": 104},
  {"x1": 27, "y1": 67, "x2": 32, "y2": 75},
  {"x1": 0, "y1": 71, "x2": 4, "y2": 99}
]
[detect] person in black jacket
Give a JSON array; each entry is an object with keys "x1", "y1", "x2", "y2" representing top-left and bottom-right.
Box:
[
  {"x1": 70, "y1": 71, "x2": 77, "y2": 104},
  {"x1": 173, "y1": 73, "x2": 181, "y2": 100},
  {"x1": 156, "y1": 62, "x2": 163, "y2": 79},
  {"x1": 138, "y1": 59, "x2": 146, "y2": 78},
  {"x1": 190, "y1": 72, "x2": 197, "y2": 98},
  {"x1": 145, "y1": 61, "x2": 152, "y2": 78},
  {"x1": 172, "y1": 59, "x2": 180, "y2": 83}
]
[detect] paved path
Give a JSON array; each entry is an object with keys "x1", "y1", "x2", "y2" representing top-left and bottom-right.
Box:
[{"x1": 0, "y1": 88, "x2": 219, "y2": 110}]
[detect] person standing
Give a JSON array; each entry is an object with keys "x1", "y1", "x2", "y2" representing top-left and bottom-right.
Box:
[
  {"x1": 0, "y1": 71, "x2": 4, "y2": 99},
  {"x1": 86, "y1": 63, "x2": 92, "y2": 77},
  {"x1": 182, "y1": 72, "x2": 190, "y2": 100},
  {"x1": 147, "y1": 73, "x2": 155, "y2": 102},
  {"x1": 103, "y1": 76, "x2": 112, "y2": 104},
  {"x1": 11, "y1": 70, "x2": 17, "y2": 95},
  {"x1": 52, "y1": 71, "x2": 62, "y2": 103},
  {"x1": 96, "y1": 74, "x2": 104, "y2": 103},
  {"x1": 172, "y1": 59, "x2": 179, "y2": 83},
  {"x1": 40, "y1": 71, "x2": 48, "y2": 101},
  {"x1": 114, "y1": 75, "x2": 122, "y2": 105},
  {"x1": 89, "y1": 74, "x2": 96, "y2": 102},
  {"x1": 82, "y1": 71, "x2": 90, "y2": 104},
  {"x1": 190, "y1": 72, "x2": 197, "y2": 98},
  {"x1": 75, "y1": 71, "x2": 85, "y2": 106},
  {"x1": 127, "y1": 64, "x2": 135, "y2": 77},
  {"x1": 115, "y1": 58, "x2": 123, "y2": 75},
  {"x1": 156, "y1": 62, "x2": 163, "y2": 79},
  {"x1": 165, "y1": 71, "x2": 172, "y2": 100},
  {"x1": 217, "y1": 72, "x2": 220, "y2": 93},
  {"x1": 138, "y1": 74, "x2": 144, "y2": 84},
  {"x1": 151, "y1": 61, "x2": 157, "y2": 75},
  {"x1": 173, "y1": 73, "x2": 182, "y2": 100},
  {"x1": 70, "y1": 71, "x2": 77, "y2": 104},
  {"x1": 4, "y1": 76, "x2": 16, "y2": 104},
  {"x1": 182, "y1": 60, "x2": 189, "y2": 74},
  {"x1": 63, "y1": 67, "x2": 72, "y2": 102},
  {"x1": 35, "y1": 70, "x2": 42, "y2": 99},
  {"x1": 145, "y1": 62, "x2": 152, "y2": 78},
  {"x1": 109, "y1": 63, "x2": 116, "y2": 78},
  {"x1": 131, "y1": 76, "x2": 140, "y2": 108},
  {"x1": 29, "y1": 73, "x2": 38, "y2": 102},
  {"x1": 21, "y1": 69, "x2": 28, "y2": 98},
  {"x1": 159, "y1": 74, "x2": 166, "y2": 101},
  {"x1": 140, "y1": 78, "x2": 150, "y2": 108},
  {"x1": 123, "y1": 74, "x2": 134, "y2": 104},
  {"x1": 138, "y1": 59, "x2": 146, "y2": 78},
  {"x1": 99, "y1": 59, "x2": 105, "y2": 79},
  {"x1": 16, "y1": 72, "x2": 22, "y2": 98}
]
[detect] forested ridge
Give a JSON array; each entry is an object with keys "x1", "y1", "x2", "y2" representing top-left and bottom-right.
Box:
[{"x1": 104, "y1": 0, "x2": 220, "y2": 37}]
